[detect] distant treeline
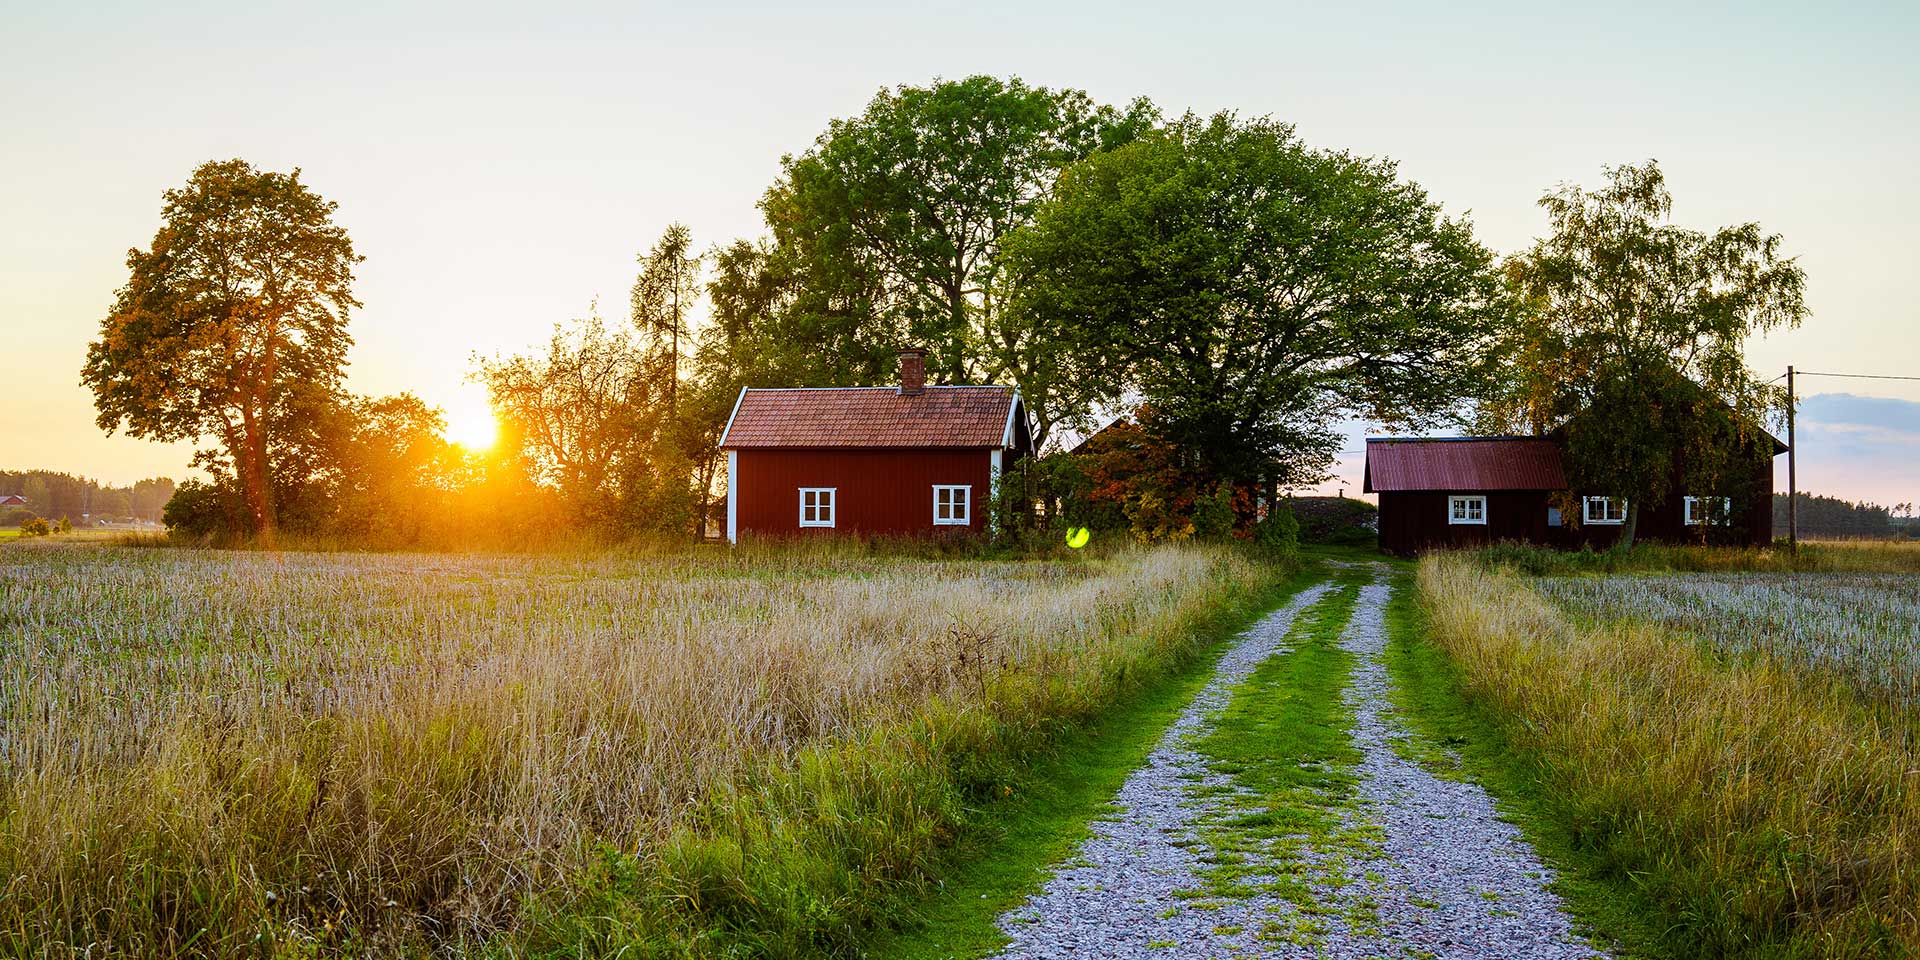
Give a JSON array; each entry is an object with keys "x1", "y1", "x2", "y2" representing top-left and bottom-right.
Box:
[
  {"x1": 1774, "y1": 492, "x2": 1916, "y2": 539},
  {"x1": 0, "y1": 471, "x2": 174, "y2": 526}
]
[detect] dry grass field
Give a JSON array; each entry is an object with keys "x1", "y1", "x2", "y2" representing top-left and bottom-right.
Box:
[
  {"x1": 0, "y1": 541, "x2": 1282, "y2": 958},
  {"x1": 1420, "y1": 553, "x2": 1920, "y2": 957}
]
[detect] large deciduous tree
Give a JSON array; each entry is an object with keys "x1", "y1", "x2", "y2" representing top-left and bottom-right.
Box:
[
  {"x1": 1004, "y1": 113, "x2": 1505, "y2": 490},
  {"x1": 750, "y1": 75, "x2": 1157, "y2": 448},
  {"x1": 82, "y1": 159, "x2": 361, "y2": 538},
  {"x1": 1489, "y1": 161, "x2": 1806, "y2": 546}
]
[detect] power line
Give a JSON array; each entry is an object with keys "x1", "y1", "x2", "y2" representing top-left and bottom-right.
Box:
[{"x1": 1794, "y1": 371, "x2": 1920, "y2": 382}]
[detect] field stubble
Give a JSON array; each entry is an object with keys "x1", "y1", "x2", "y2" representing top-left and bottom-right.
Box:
[{"x1": 0, "y1": 542, "x2": 1281, "y2": 957}]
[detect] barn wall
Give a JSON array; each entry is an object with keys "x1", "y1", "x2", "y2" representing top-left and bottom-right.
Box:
[
  {"x1": 1568, "y1": 448, "x2": 1778, "y2": 549},
  {"x1": 1378, "y1": 490, "x2": 1552, "y2": 555},
  {"x1": 734, "y1": 448, "x2": 992, "y2": 538}
]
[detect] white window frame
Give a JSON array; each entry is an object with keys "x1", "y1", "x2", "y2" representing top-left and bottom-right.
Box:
[
  {"x1": 1448, "y1": 495, "x2": 1487, "y2": 526},
  {"x1": 1583, "y1": 496, "x2": 1627, "y2": 525},
  {"x1": 799, "y1": 487, "x2": 835, "y2": 528},
  {"x1": 933, "y1": 484, "x2": 971, "y2": 526},
  {"x1": 1684, "y1": 495, "x2": 1732, "y2": 526}
]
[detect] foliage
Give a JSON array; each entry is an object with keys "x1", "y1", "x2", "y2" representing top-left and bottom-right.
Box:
[
  {"x1": 1250, "y1": 503, "x2": 1301, "y2": 562},
  {"x1": 1419, "y1": 556, "x2": 1920, "y2": 957},
  {"x1": 159, "y1": 479, "x2": 239, "y2": 539},
  {"x1": 1, "y1": 471, "x2": 174, "y2": 523},
  {"x1": 1190, "y1": 482, "x2": 1238, "y2": 541},
  {"x1": 82, "y1": 159, "x2": 362, "y2": 538},
  {"x1": 1774, "y1": 492, "x2": 1899, "y2": 540},
  {"x1": 1486, "y1": 160, "x2": 1806, "y2": 545},
  {"x1": 18, "y1": 517, "x2": 50, "y2": 537},
  {"x1": 1004, "y1": 112, "x2": 1506, "y2": 484},
  {"x1": 720, "y1": 76, "x2": 1157, "y2": 449},
  {"x1": 474, "y1": 312, "x2": 681, "y2": 532}
]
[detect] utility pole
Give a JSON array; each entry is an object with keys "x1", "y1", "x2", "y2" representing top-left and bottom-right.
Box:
[{"x1": 1787, "y1": 365, "x2": 1797, "y2": 553}]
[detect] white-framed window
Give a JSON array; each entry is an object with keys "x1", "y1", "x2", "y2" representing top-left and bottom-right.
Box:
[
  {"x1": 933, "y1": 485, "x2": 971, "y2": 525},
  {"x1": 1684, "y1": 496, "x2": 1732, "y2": 526},
  {"x1": 1448, "y1": 495, "x2": 1487, "y2": 525},
  {"x1": 1583, "y1": 496, "x2": 1627, "y2": 525},
  {"x1": 799, "y1": 488, "x2": 835, "y2": 528}
]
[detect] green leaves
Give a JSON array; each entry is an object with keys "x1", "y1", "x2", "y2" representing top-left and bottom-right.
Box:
[
  {"x1": 81, "y1": 159, "x2": 363, "y2": 536},
  {"x1": 1494, "y1": 161, "x2": 1806, "y2": 543},
  {"x1": 1004, "y1": 113, "x2": 1505, "y2": 485}
]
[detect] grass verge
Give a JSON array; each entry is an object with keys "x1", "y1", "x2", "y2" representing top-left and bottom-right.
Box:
[
  {"x1": 1414, "y1": 555, "x2": 1920, "y2": 958},
  {"x1": 866, "y1": 562, "x2": 1329, "y2": 960}
]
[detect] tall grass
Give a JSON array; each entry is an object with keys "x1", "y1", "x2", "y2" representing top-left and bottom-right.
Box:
[
  {"x1": 0, "y1": 543, "x2": 1285, "y2": 957},
  {"x1": 1537, "y1": 572, "x2": 1920, "y2": 711},
  {"x1": 1466, "y1": 539, "x2": 1920, "y2": 577},
  {"x1": 1418, "y1": 555, "x2": 1920, "y2": 957}
]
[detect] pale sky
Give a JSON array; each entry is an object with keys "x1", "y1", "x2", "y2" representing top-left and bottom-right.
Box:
[{"x1": 3, "y1": 1, "x2": 1915, "y2": 504}]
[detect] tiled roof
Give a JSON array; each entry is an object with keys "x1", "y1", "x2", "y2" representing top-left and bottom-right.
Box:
[
  {"x1": 1364, "y1": 438, "x2": 1567, "y2": 492},
  {"x1": 720, "y1": 386, "x2": 1018, "y2": 449}
]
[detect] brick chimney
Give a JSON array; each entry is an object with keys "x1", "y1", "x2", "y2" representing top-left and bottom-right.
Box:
[{"x1": 897, "y1": 347, "x2": 927, "y2": 396}]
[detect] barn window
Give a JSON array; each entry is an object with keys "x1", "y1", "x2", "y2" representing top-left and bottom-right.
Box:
[
  {"x1": 1685, "y1": 496, "x2": 1731, "y2": 525},
  {"x1": 933, "y1": 485, "x2": 971, "y2": 525},
  {"x1": 799, "y1": 488, "x2": 835, "y2": 527},
  {"x1": 1583, "y1": 496, "x2": 1627, "y2": 524},
  {"x1": 1448, "y1": 495, "x2": 1486, "y2": 525}
]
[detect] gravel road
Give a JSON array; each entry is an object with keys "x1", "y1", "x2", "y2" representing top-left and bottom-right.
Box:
[{"x1": 991, "y1": 569, "x2": 1608, "y2": 960}]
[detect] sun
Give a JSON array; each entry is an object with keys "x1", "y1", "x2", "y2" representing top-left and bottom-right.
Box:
[{"x1": 443, "y1": 383, "x2": 499, "y2": 451}]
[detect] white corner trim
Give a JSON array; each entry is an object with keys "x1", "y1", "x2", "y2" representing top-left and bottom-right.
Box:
[
  {"x1": 726, "y1": 450, "x2": 738, "y2": 544},
  {"x1": 716, "y1": 386, "x2": 750, "y2": 449},
  {"x1": 1001, "y1": 390, "x2": 1023, "y2": 449},
  {"x1": 988, "y1": 449, "x2": 1003, "y2": 534}
]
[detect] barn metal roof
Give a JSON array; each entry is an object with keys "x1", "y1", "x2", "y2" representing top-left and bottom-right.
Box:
[
  {"x1": 719, "y1": 386, "x2": 1021, "y2": 449},
  {"x1": 1363, "y1": 437, "x2": 1568, "y2": 493}
]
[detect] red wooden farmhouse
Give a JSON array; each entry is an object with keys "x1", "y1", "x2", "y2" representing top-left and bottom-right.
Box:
[{"x1": 718, "y1": 348, "x2": 1032, "y2": 542}]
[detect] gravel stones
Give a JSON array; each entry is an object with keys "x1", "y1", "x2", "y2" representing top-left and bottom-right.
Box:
[{"x1": 991, "y1": 570, "x2": 1608, "y2": 960}]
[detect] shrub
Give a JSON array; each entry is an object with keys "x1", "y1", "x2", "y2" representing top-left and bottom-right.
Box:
[
  {"x1": 19, "y1": 517, "x2": 50, "y2": 537},
  {"x1": 161, "y1": 479, "x2": 243, "y2": 540},
  {"x1": 1190, "y1": 483, "x2": 1237, "y2": 541},
  {"x1": 1251, "y1": 503, "x2": 1300, "y2": 562}
]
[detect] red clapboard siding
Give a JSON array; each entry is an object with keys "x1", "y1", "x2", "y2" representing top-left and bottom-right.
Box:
[{"x1": 736, "y1": 448, "x2": 992, "y2": 537}]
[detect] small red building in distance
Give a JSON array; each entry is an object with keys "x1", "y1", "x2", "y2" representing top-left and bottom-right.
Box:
[
  {"x1": 1365, "y1": 433, "x2": 1779, "y2": 554},
  {"x1": 718, "y1": 349, "x2": 1032, "y2": 542}
]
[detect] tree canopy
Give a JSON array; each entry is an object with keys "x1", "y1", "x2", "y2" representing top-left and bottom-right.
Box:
[
  {"x1": 1487, "y1": 160, "x2": 1806, "y2": 544},
  {"x1": 1003, "y1": 113, "x2": 1506, "y2": 488},
  {"x1": 721, "y1": 76, "x2": 1158, "y2": 448},
  {"x1": 81, "y1": 159, "x2": 362, "y2": 537}
]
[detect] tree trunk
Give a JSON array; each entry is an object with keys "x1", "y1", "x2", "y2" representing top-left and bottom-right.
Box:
[
  {"x1": 1618, "y1": 499, "x2": 1638, "y2": 550},
  {"x1": 236, "y1": 410, "x2": 276, "y2": 543}
]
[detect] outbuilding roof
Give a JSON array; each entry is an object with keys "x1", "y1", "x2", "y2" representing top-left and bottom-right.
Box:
[
  {"x1": 719, "y1": 386, "x2": 1022, "y2": 449},
  {"x1": 1363, "y1": 437, "x2": 1568, "y2": 493}
]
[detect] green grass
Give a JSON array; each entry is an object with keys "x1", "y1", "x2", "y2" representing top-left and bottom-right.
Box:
[
  {"x1": 868, "y1": 561, "x2": 1327, "y2": 960},
  {"x1": 1379, "y1": 571, "x2": 1667, "y2": 957},
  {"x1": 1190, "y1": 573, "x2": 1369, "y2": 908}
]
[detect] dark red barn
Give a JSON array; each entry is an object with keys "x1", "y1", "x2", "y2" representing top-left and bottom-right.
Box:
[
  {"x1": 1365, "y1": 432, "x2": 1781, "y2": 555},
  {"x1": 719, "y1": 349, "x2": 1032, "y2": 542}
]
